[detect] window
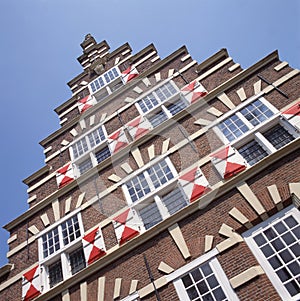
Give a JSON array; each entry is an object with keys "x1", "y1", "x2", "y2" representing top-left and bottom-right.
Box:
[
  {"x1": 138, "y1": 201, "x2": 163, "y2": 230},
  {"x1": 263, "y1": 124, "x2": 295, "y2": 150},
  {"x1": 244, "y1": 206, "x2": 300, "y2": 300},
  {"x1": 238, "y1": 140, "x2": 268, "y2": 166},
  {"x1": 69, "y1": 247, "x2": 86, "y2": 275},
  {"x1": 78, "y1": 158, "x2": 93, "y2": 175},
  {"x1": 48, "y1": 260, "x2": 63, "y2": 288},
  {"x1": 42, "y1": 227, "x2": 60, "y2": 258},
  {"x1": 240, "y1": 99, "x2": 274, "y2": 126},
  {"x1": 217, "y1": 98, "x2": 276, "y2": 143},
  {"x1": 136, "y1": 81, "x2": 188, "y2": 128},
  {"x1": 61, "y1": 215, "x2": 81, "y2": 246},
  {"x1": 89, "y1": 67, "x2": 122, "y2": 95},
  {"x1": 162, "y1": 186, "x2": 188, "y2": 215},
  {"x1": 39, "y1": 213, "x2": 85, "y2": 290},
  {"x1": 124, "y1": 158, "x2": 176, "y2": 203},
  {"x1": 136, "y1": 186, "x2": 188, "y2": 230},
  {"x1": 72, "y1": 137, "x2": 89, "y2": 159},
  {"x1": 137, "y1": 82, "x2": 178, "y2": 114},
  {"x1": 237, "y1": 121, "x2": 298, "y2": 167},
  {"x1": 69, "y1": 124, "x2": 111, "y2": 176},
  {"x1": 95, "y1": 146, "x2": 111, "y2": 164},
  {"x1": 171, "y1": 250, "x2": 239, "y2": 301},
  {"x1": 123, "y1": 158, "x2": 189, "y2": 231}
]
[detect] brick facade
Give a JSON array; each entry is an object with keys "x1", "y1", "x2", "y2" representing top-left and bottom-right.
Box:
[{"x1": 0, "y1": 35, "x2": 299, "y2": 301}]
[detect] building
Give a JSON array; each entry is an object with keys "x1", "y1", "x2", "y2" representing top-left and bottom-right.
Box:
[{"x1": 0, "y1": 34, "x2": 299, "y2": 301}]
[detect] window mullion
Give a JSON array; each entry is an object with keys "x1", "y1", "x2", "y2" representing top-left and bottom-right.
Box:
[
  {"x1": 144, "y1": 170, "x2": 155, "y2": 192},
  {"x1": 255, "y1": 132, "x2": 277, "y2": 154},
  {"x1": 154, "y1": 195, "x2": 170, "y2": 219},
  {"x1": 237, "y1": 111, "x2": 253, "y2": 129}
]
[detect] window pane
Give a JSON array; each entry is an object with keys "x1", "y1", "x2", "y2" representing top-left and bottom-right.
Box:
[
  {"x1": 138, "y1": 93, "x2": 159, "y2": 113},
  {"x1": 48, "y1": 260, "x2": 63, "y2": 288},
  {"x1": 241, "y1": 99, "x2": 274, "y2": 126},
  {"x1": 238, "y1": 140, "x2": 268, "y2": 166},
  {"x1": 179, "y1": 261, "x2": 229, "y2": 301},
  {"x1": 250, "y1": 214, "x2": 300, "y2": 299},
  {"x1": 263, "y1": 124, "x2": 295, "y2": 150},
  {"x1": 72, "y1": 138, "x2": 88, "y2": 159},
  {"x1": 148, "y1": 110, "x2": 168, "y2": 127},
  {"x1": 78, "y1": 158, "x2": 93, "y2": 174},
  {"x1": 147, "y1": 160, "x2": 174, "y2": 189},
  {"x1": 61, "y1": 215, "x2": 81, "y2": 246},
  {"x1": 95, "y1": 146, "x2": 111, "y2": 164},
  {"x1": 139, "y1": 202, "x2": 162, "y2": 230},
  {"x1": 88, "y1": 126, "x2": 105, "y2": 148},
  {"x1": 166, "y1": 99, "x2": 187, "y2": 116},
  {"x1": 69, "y1": 247, "x2": 86, "y2": 275},
  {"x1": 162, "y1": 187, "x2": 188, "y2": 215},
  {"x1": 126, "y1": 173, "x2": 151, "y2": 202},
  {"x1": 42, "y1": 227, "x2": 60, "y2": 258},
  {"x1": 218, "y1": 115, "x2": 248, "y2": 142}
]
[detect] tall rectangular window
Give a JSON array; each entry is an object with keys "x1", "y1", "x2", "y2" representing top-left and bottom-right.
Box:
[
  {"x1": 138, "y1": 201, "x2": 163, "y2": 230},
  {"x1": 69, "y1": 247, "x2": 86, "y2": 275},
  {"x1": 48, "y1": 260, "x2": 63, "y2": 288},
  {"x1": 39, "y1": 213, "x2": 85, "y2": 291},
  {"x1": 42, "y1": 227, "x2": 60, "y2": 258},
  {"x1": 61, "y1": 215, "x2": 81, "y2": 246},
  {"x1": 244, "y1": 206, "x2": 300, "y2": 300}
]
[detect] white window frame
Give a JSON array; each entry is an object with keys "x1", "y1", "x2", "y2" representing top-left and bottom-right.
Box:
[
  {"x1": 122, "y1": 157, "x2": 178, "y2": 205},
  {"x1": 235, "y1": 116, "x2": 299, "y2": 167},
  {"x1": 135, "y1": 80, "x2": 188, "y2": 128},
  {"x1": 69, "y1": 124, "x2": 111, "y2": 177},
  {"x1": 214, "y1": 97, "x2": 279, "y2": 145},
  {"x1": 168, "y1": 249, "x2": 239, "y2": 301},
  {"x1": 122, "y1": 157, "x2": 191, "y2": 231},
  {"x1": 88, "y1": 66, "x2": 123, "y2": 99},
  {"x1": 38, "y1": 211, "x2": 85, "y2": 292},
  {"x1": 244, "y1": 205, "x2": 300, "y2": 301},
  {"x1": 135, "y1": 184, "x2": 189, "y2": 231}
]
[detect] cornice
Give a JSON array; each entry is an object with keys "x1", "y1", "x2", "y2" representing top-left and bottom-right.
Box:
[
  {"x1": 22, "y1": 165, "x2": 50, "y2": 186},
  {"x1": 196, "y1": 48, "x2": 229, "y2": 73}
]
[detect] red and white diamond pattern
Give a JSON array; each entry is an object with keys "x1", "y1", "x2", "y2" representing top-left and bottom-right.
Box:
[
  {"x1": 179, "y1": 167, "x2": 211, "y2": 203},
  {"x1": 211, "y1": 145, "x2": 247, "y2": 179},
  {"x1": 127, "y1": 116, "x2": 152, "y2": 140},
  {"x1": 108, "y1": 128, "x2": 129, "y2": 154},
  {"x1": 77, "y1": 95, "x2": 96, "y2": 114},
  {"x1": 113, "y1": 208, "x2": 141, "y2": 245},
  {"x1": 22, "y1": 265, "x2": 41, "y2": 301},
  {"x1": 82, "y1": 227, "x2": 106, "y2": 265},
  {"x1": 282, "y1": 101, "x2": 300, "y2": 131},
  {"x1": 181, "y1": 80, "x2": 207, "y2": 104},
  {"x1": 56, "y1": 162, "x2": 75, "y2": 188},
  {"x1": 122, "y1": 66, "x2": 139, "y2": 84}
]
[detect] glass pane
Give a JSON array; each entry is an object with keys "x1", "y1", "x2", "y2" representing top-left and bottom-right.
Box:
[
  {"x1": 263, "y1": 124, "x2": 294, "y2": 149},
  {"x1": 238, "y1": 140, "x2": 268, "y2": 166}
]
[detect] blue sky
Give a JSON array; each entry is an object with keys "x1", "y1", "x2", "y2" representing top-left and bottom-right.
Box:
[{"x1": 0, "y1": 0, "x2": 299, "y2": 266}]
